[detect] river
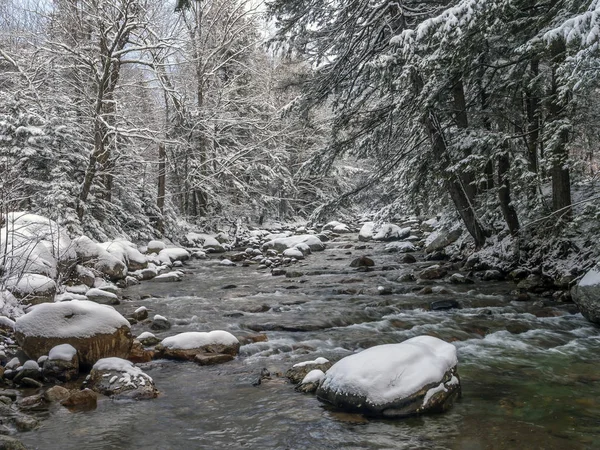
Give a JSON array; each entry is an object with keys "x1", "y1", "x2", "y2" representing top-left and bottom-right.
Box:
[{"x1": 19, "y1": 233, "x2": 600, "y2": 449}]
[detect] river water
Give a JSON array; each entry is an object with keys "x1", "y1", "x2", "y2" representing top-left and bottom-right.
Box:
[{"x1": 19, "y1": 234, "x2": 600, "y2": 449}]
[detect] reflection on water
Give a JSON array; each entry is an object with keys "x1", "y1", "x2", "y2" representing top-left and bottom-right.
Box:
[{"x1": 18, "y1": 238, "x2": 600, "y2": 449}]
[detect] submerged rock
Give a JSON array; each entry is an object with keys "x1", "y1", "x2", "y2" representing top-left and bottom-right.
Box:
[{"x1": 316, "y1": 336, "x2": 460, "y2": 418}]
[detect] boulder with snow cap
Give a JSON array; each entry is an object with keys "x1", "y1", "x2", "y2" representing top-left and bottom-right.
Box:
[
  {"x1": 572, "y1": 267, "x2": 600, "y2": 324},
  {"x1": 185, "y1": 233, "x2": 226, "y2": 253},
  {"x1": 4, "y1": 274, "x2": 56, "y2": 305},
  {"x1": 372, "y1": 224, "x2": 411, "y2": 242},
  {"x1": 286, "y1": 357, "x2": 332, "y2": 384},
  {"x1": 87, "y1": 357, "x2": 157, "y2": 400},
  {"x1": 85, "y1": 288, "x2": 119, "y2": 305},
  {"x1": 158, "y1": 248, "x2": 190, "y2": 264},
  {"x1": 73, "y1": 236, "x2": 127, "y2": 280},
  {"x1": 358, "y1": 222, "x2": 375, "y2": 241},
  {"x1": 425, "y1": 228, "x2": 462, "y2": 254},
  {"x1": 14, "y1": 300, "x2": 132, "y2": 369},
  {"x1": 98, "y1": 240, "x2": 148, "y2": 271},
  {"x1": 147, "y1": 240, "x2": 167, "y2": 254},
  {"x1": 316, "y1": 336, "x2": 461, "y2": 418},
  {"x1": 42, "y1": 344, "x2": 79, "y2": 382},
  {"x1": 262, "y1": 235, "x2": 325, "y2": 253},
  {"x1": 155, "y1": 331, "x2": 240, "y2": 365}
]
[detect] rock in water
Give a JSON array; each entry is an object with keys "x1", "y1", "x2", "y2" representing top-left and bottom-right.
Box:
[
  {"x1": 87, "y1": 357, "x2": 158, "y2": 400},
  {"x1": 316, "y1": 336, "x2": 460, "y2": 418},
  {"x1": 286, "y1": 357, "x2": 332, "y2": 384},
  {"x1": 572, "y1": 267, "x2": 600, "y2": 324},
  {"x1": 14, "y1": 300, "x2": 132, "y2": 369},
  {"x1": 155, "y1": 331, "x2": 240, "y2": 365},
  {"x1": 42, "y1": 344, "x2": 79, "y2": 382}
]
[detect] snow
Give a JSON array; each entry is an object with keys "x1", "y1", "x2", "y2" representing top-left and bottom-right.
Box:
[
  {"x1": 384, "y1": 241, "x2": 416, "y2": 253},
  {"x1": 0, "y1": 290, "x2": 23, "y2": 318},
  {"x1": 93, "y1": 357, "x2": 152, "y2": 383},
  {"x1": 153, "y1": 314, "x2": 167, "y2": 322},
  {"x1": 263, "y1": 235, "x2": 325, "y2": 252},
  {"x1": 22, "y1": 360, "x2": 40, "y2": 371},
  {"x1": 0, "y1": 316, "x2": 16, "y2": 330},
  {"x1": 86, "y1": 288, "x2": 119, "y2": 301},
  {"x1": 219, "y1": 259, "x2": 236, "y2": 266},
  {"x1": 6, "y1": 357, "x2": 20, "y2": 370},
  {"x1": 301, "y1": 369, "x2": 325, "y2": 385},
  {"x1": 579, "y1": 267, "x2": 600, "y2": 287},
  {"x1": 359, "y1": 222, "x2": 375, "y2": 240},
  {"x1": 147, "y1": 240, "x2": 166, "y2": 253},
  {"x1": 160, "y1": 331, "x2": 239, "y2": 350},
  {"x1": 373, "y1": 224, "x2": 411, "y2": 241},
  {"x1": 98, "y1": 240, "x2": 147, "y2": 269},
  {"x1": 134, "y1": 306, "x2": 147, "y2": 314},
  {"x1": 319, "y1": 336, "x2": 457, "y2": 406},
  {"x1": 4, "y1": 274, "x2": 56, "y2": 295},
  {"x1": 283, "y1": 248, "x2": 304, "y2": 259},
  {"x1": 293, "y1": 357, "x2": 329, "y2": 368},
  {"x1": 48, "y1": 343, "x2": 77, "y2": 361},
  {"x1": 137, "y1": 331, "x2": 155, "y2": 340},
  {"x1": 14, "y1": 300, "x2": 130, "y2": 338},
  {"x1": 158, "y1": 248, "x2": 190, "y2": 263}
]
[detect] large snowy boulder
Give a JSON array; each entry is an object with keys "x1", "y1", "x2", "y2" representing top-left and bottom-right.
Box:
[
  {"x1": 572, "y1": 267, "x2": 600, "y2": 324},
  {"x1": 425, "y1": 228, "x2": 462, "y2": 254},
  {"x1": 157, "y1": 248, "x2": 190, "y2": 264},
  {"x1": 98, "y1": 240, "x2": 148, "y2": 271},
  {"x1": 316, "y1": 336, "x2": 460, "y2": 418},
  {"x1": 146, "y1": 240, "x2": 167, "y2": 254},
  {"x1": 372, "y1": 224, "x2": 411, "y2": 242},
  {"x1": 185, "y1": 233, "x2": 226, "y2": 253},
  {"x1": 384, "y1": 241, "x2": 416, "y2": 253},
  {"x1": 72, "y1": 236, "x2": 127, "y2": 280},
  {"x1": 262, "y1": 235, "x2": 325, "y2": 253},
  {"x1": 0, "y1": 212, "x2": 77, "y2": 279},
  {"x1": 322, "y1": 221, "x2": 351, "y2": 233},
  {"x1": 358, "y1": 222, "x2": 376, "y2": 241},
  {"x1": 14, "y1": 300, "x2": 132, "y2": 368},
  {"x1": 156, "y1": 331, "x2": 240, "y2": 365},
  {"x1": 4, "y1": 274, "x2": 57, "y2": 305},
  {"x1": 88, "y1": 357, "x2": 158, "y2": 400}
]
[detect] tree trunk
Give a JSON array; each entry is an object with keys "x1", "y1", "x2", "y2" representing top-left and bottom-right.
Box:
[
  {"x1": 422, "y1": 110, "x2": 489, "y2": 247},
  {"x1": 451, "y1": 77, "x2": 477, "y2": 200},
  {"x1": 548, "y1": 39, "x2": 572, "y2": 220},
  {"x1": 525, "y1": 59, "x2": 540, "y2": 176},
  {"x1": 497, "y1": 150, "x2": 520, "y2": 235}
]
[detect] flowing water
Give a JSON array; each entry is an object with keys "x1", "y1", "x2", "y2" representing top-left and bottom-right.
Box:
[{"x1": 18, "y1": 235, "x2": 600, "y2": 449}]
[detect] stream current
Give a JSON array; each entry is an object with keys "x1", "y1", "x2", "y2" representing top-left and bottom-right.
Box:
[{"x1": 19, "y1": 234, "x2": 600, "y2": 449}]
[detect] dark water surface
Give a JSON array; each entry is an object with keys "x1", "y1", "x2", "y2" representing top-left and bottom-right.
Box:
[{"x1": 19, "y1": 235, "x2": 600, "y2": 449}]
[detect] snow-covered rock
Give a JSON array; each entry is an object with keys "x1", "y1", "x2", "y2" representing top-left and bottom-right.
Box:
[
  {"x1": 421, "y1": 218, "x2": 439, "y2": 232},
  {"x1": 4, "y1": 274, "x2": 57, "y2": 305},
  {"x1": 14, "y1": 300, "x2": 132, "y2": 368},
  {"x1": 88, "y1": 357, "x2": 158, "y2": 400},
  {"x1": 0, "y1": 290, "x2": 22, "y2": 319},
  {"x1": 316, "y1": 336, "x2": 460, "y2": 418},
  {"x1": 572, "y1": 267, "x2": 600, "y2": 324},
  {"x1": 156, "y1": 331, "x2": 240, "y2": 365},
  {"x1": 0, "y1": 212, "x2": 76, "y2": 279},
  {"x1": 42, "y1": 344, "x2": 79, "y2": 382},
  {"x1": 147, "y1": 240, "x2": 167, "y2": 254},
  {"x1": 152, "y1": 271, "x2": 183, "y2": 282},
  {"x1": 322, "y1": 221, "x2": 351, "y2": 233},
  {"x1": 73, "y1": 236, "x2": 127, "y2": 280},
  {"x1": 286, "y1": 357, "x2": 332, "y2": 384},
  {"x1": 384, "y1": 241, "x2": 416, "y2": 253},
  {"x1": 358, "y1": 222, "x2": 376, "y2": 241},
  {"x1": 262, "y1": 235, "x2": 325, "y2": 252},
  {"x1": 158, "y1": 248, "x2": 190, "y2": 264},
  {"x1": 372, "y1": 224, "x2": 411, "y2": 242},
  {"x1": 185, "y1": 233, "x2": 226, "y2": 253},
  {"x1": 98, "y1": 240, "x2": 148, "y2": 271},
  {"x1": 283, "y1": 248, "x2": 305, "y2": 260},
  {"x1": 85, "y1": 288, "x2": 119, "y2": 305},
  {"x1": 425, "y1": 228, "x2": 462, "y2": 254},
  {"x1": 296, "y1": 369, "x2": 326, "y2": 394}
]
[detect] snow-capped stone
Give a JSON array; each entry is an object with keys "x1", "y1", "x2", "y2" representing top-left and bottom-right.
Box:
[
  {"x1": 0, "y1": 290, "x2": 22, "y2": 319},
  {"x1": 185, "y1": 233, "x2": 226, "y2": 253},
  {"x1": 88, "y1": 357, "x2": 158, "y2": 400},
  {"x1": 133, "y1": 267, "x2": 158, "y2": 281},
  {"x1": 296, "y1": 369, "x2": 326, "y2": 394},
  {"x1": 131, "y1": 306, "x2": 148, "y2": 321},
  {"x1": 323, "y1": 221, "x2": 351, "y2": 233},
  {"x1": 384, "y1": 241, "x2": 416, "y2": 253},
  {"x1": 262, "y1": 235, "x2": 325, "y2": 252},
  {"x1": 158, "y1": 248, "x2": 190, "y2": 264},
  {"x1": 86, "y1": 288, "x2": 119, "y2": 305},
  {"x1": 0, "y1": 213, "x2": 76, "y2": 279},
  {"x1": 147, "y1": 240, "x2": 167, "y2": 254},
  {"x1": 0, "y1": 315, "x2": 16, "y2": 331},
  {"x1": 152, "y1": 271, "x2": 183, "y2": 282},
  {"x1": 137, "y1": 332, "x2": 160, "y2": 347},
  {"x1": 283, "y1": 248, "x2": 304, "y2": 260},
  {"x1": 286, "y1": 357, "x2": 332, "y2": 384},
  {"x1": 358, "y1": 222, "x2": 376, "y2": 241},
  {"x1": 156, "y1": 331, "x2": 240, "y2": 365},
  {"x1": 425, "y1": 228, "x2": 462, "y2": 254},
  {"x1": 4, "y1": 274, "x2": 57, "y2": 305},
  {"x1": 14, "y1": 300, "x2": 132, "y2": 368},
  {"x1": 316, "y1": 336, "x2": 460, "y2": 418},
  {"x1": 73, "y1": 236, "x2": 127, "y2": 280},
  {"x1": 572, "y1": 267, "x2": 600, "y2": 324},
  {"x1": 421, "y1": 218, "x2": 439, "y2": 232},
  {"x1": 150, "y1": 314, "x2": 171, "y2": 331},
  {"x1": 98, "y1": 240, "x2": 148, "y2": 271},
  {"x1": 372, "y1": 224, "x2": 411, "y2": 241},
  {"x1": 219, "y1": 259, "x2": 236, "y2": 266},
  {"x1": 43, "y1": 344, "x2": 79, "y2": 382},
  {"x1": 73, "y1": 265, "x2": 95, "y2": 287}
]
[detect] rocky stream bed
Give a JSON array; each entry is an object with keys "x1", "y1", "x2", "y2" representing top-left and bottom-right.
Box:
[{"x1": 3, "y1": 229, "x2": 600, "y2": 450}]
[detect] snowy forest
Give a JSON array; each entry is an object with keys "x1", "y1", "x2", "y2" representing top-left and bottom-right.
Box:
[{"x1": 2, "y1": 0, "x2": 600, "y2": 448}]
